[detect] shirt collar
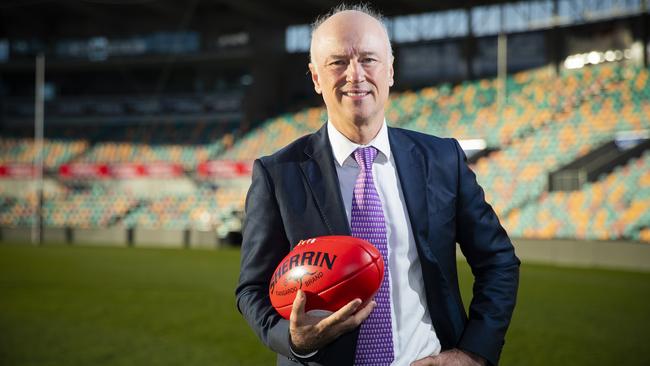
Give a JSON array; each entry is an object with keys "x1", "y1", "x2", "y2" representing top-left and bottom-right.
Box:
[{"x1": 327, "y1": 119, "x2": 391, "y2": 167}]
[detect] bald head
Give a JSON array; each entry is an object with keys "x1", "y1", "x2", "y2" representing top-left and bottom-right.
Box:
[
  {"x1": 310, "y1": 8, "x2": 393, "y2": 67},
  {"x1": 306, "y1": 6, "x2": 395, "y2": 144}
]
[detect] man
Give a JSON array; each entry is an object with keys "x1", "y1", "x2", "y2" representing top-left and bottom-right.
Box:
[{"x1": 236, "y1": 4, "x2": 519, "y2": 366}]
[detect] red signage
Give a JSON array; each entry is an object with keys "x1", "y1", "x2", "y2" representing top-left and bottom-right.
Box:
[
  {"x1": 145, "y1": 162, "x2": 184, "y2": 177},
  {"x1": 0, "y1": 164, "x2": 36, "y2": 178},
  {"x1": 1, "y1": 161, "x2": 250, "y2": 179},
  {"x1": 58, "y1": 162, "x2": 184, "y2": 179},
  {"x1": 197, "y1": 160, "x2": 253, "y2": 178},
  {"x1": 59, "y1": 163, "x2": 110, "y2": 178}
]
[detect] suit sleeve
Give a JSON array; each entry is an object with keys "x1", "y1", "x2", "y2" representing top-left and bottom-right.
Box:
[
  {"x1": 235, "y1": 159, "x2": 294, "y2": 358},
  {"x1": 451, "y1": 139, "x2": 520, "y2": 366}
]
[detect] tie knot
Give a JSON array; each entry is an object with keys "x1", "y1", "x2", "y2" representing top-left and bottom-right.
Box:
[{"x1": 353, "y1": 146, "x2": 378, "y2": 170}]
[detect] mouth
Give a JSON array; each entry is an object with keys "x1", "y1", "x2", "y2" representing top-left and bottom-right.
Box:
[{"x1": 341, "y1": 90, "x2": 371, "y2": 99}]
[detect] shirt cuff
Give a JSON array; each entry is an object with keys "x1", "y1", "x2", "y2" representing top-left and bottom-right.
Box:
[{"x1": 290, "y1": 347, "x2": 319, "y2": 359}]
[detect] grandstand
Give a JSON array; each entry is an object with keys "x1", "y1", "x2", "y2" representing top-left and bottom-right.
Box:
[
  {"x1": 221, "y1": 62, "x2": 650, "y2": 243},
  {"x1": 2, "y1": 62, "x2": 648, "y2": 247},
  {"x1": 3, "y1": 2, "x2": 650, "y2": 366},
  {"x1": 1, "y1": 0, "x2": 649, "y2": 251}
]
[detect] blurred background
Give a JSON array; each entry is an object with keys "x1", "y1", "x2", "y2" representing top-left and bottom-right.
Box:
[{"x1": 0, "y1": 0, "x2": 649, "y2": 365}]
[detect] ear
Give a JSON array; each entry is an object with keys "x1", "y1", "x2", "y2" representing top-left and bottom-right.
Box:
[
  {"x1": 388, "y1": 62, "x2": 394, "y2": 87},
  {"x1": 309, "y1": 63, "x2": 322, "y2": 94}
]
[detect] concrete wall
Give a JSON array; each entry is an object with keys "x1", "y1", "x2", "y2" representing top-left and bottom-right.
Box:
[
  {"x1": 0, "y1": 226, "x2": 223, "y2": 249},
  {"x1": 0, "y1": 227, "x2": 70, "y2": 244},
  {"x1": 74, "y1": 227, "x2": 127, "y2": 246},
  {"x1": 133, "y1": 229, "x2": 222, "y2": 248},
  {"x1": 133, "y1": 228, "x2": 185, "y2": 248},
  {"x1": 1, "y1": 227, "x2": 32, "y2": 242},
  {"x1": 456, "y1": 238, "x2": 650, "y2": 272},
  {"x1": 191, "y1": 230, "x2": 220, "y2": 249},
  {"x1": 511, "y1": 238, "x2": 650, "y2": 272},
  {"x1": 43, "y1": 227, "x2": 68, "y2": 243},
  {"x1": 2, "y1": 226, "x2": 649, "y2": 272}
]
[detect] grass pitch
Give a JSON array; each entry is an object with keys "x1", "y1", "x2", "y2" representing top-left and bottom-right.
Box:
[{"x1": 0, "y1": 243, "x2": 649, "y2": 366}]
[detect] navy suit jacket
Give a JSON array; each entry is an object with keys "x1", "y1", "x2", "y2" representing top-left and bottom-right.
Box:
[{"x1": 236, "y1": 124, "x2": 520, "y2": 366}]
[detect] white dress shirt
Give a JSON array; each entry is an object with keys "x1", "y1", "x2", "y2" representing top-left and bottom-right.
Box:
[{"x1": 327, "y1": 121, "x2": 441, "y2": 365}]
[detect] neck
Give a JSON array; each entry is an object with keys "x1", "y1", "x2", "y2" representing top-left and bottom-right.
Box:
[{"x1": 331, "y1": 117, "x2": 383, "y2": 145}]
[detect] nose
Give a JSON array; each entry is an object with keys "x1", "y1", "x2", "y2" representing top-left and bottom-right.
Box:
[{"x1": 345, "y1": 60, "x2": 365, "y2": 83}]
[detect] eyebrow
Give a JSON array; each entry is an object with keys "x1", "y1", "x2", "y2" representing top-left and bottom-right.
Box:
[{"x1": 326, "y1": 51, "x2": 379, "y2": 60}]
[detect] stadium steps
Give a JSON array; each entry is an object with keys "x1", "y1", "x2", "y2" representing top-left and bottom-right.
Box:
[
  {"x1": 61, "y1": 140, "x2": 97, "y2": 164},
  {"x1": 476, "y1": 64, "x2": 649, "y2": 219},
  {"x1": 503, "y1": 150, "x2": 650, "y2": 241},
  {"x1": 549, "y1": 139, "x2": 650, "y2": 191},
  {"x1": 106, "y1": 199, "x2": 147, "y2": 227}
]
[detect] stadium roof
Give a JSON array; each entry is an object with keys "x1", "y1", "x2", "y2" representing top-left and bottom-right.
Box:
[{"x1": 1, "y1": 0, "x2": 511, "y2": 38}]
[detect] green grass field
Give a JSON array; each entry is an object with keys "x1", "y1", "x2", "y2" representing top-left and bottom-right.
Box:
[{"x1": 1, "y1": 244, "x2": 649, "y2": 366}]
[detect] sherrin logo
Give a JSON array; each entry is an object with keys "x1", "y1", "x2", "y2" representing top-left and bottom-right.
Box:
[{"x1": 269, "y1": 250, "x2": 337, "y2": 295}]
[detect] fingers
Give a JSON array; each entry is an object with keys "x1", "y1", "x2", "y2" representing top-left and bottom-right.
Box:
[
  {"x1": 334, "y1": 298, "x2": 363, "y2": 318},
  {"x1": 320, "y1": 298, "x2": 362, "y2": 328},
  {"x1": 290, "y1": 289, "x2": 307, "y2": 327},
  {"x1": 321, "y1": 299, "x2": 376, "y2": 337},
  {"x1": 352, "y1": 300, "x2": 376, "y2": 322},
  {"x1": 290, "y1": 295, "x2": 376, "y2": 354},
  {"x1": 339, "y1": 299, "x2": 375, "y2": 329}
]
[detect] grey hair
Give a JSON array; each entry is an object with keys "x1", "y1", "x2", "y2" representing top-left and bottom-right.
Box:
[{"x1": 309, "y1": 3, "x2": 393, "y2": 64}]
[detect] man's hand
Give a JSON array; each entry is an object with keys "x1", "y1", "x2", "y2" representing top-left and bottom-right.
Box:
[
  {"x1": 411, "y1": 348, "x2": 487, "y2": 366},
  {"x1": 289, "y1": 289, "x2": 375, "y2": 355}
]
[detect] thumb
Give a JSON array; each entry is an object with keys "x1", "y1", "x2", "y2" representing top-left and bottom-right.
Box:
[
  {"x1": 410, "y1": 356, "x2": 438, "y2": 366},
  {"x1": 290, "y1": 290, "x2": 306, "y2": 325}
]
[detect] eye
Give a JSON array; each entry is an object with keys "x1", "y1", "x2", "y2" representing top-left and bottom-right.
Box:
[
  {"x1": 361, "y1": 57, "x2": 377, "y2": 64},
  {"x1": 329, "y1": 60, "x2": 347, "y2": 67}
]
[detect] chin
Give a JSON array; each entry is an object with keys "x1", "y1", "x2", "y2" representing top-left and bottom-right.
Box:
[
  {"x1": 350, "y1": 115, "x2": 376, "y2": 126},
  {"x1": 345, "y1": 108, "x2": 371, "y2": 121}
]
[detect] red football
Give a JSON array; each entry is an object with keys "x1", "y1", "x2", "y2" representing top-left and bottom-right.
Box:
[{"x1": 269, "y1": 235, "x2": 384, "y2": 319}]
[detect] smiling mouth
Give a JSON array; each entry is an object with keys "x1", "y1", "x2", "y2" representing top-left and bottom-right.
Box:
[{"x1": 341, "y1": 91, "x2": 371, "y2": 98}]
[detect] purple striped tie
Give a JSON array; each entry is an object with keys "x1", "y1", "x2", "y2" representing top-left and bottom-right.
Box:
[{"x1": 351, "y1": 146, "x2": 394, "y2": 366}]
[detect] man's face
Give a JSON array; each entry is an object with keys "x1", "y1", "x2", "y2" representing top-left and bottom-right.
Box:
[{"x1": 309, "y1": 11, "x2": 394, "y2": 129}]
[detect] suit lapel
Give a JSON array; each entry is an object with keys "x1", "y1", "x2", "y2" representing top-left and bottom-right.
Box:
[
  {"x1": 299, "y1": 124, "x2": 351, "y2": 236},
  {"x1": 390, "y1": 128, "x2": 459, "y2": 348},
  {"x1": 300, "y1": 124, "x2": 358, "y2": 364},
  {"x1": 389, "y1": 128, "x2": 431, "y2": 253}
]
